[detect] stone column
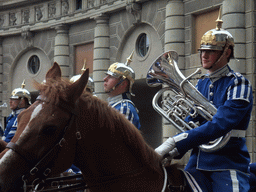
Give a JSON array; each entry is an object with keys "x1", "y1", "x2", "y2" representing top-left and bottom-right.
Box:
[
  {"x1": 222, "y1": 0, "x2": 246, "y2": 74},
  {"x1": 164, "y1": 0, "x2": 185, "y2": 139},
  {"x1": 223, "y1": 0, "x2": 254, "y2": 160},
  {"x1": 165, "y1": 0, "x2": 185, "y2": 68},
  {"x1": 0, "y1": 38, "x2": 6, "y2": 130},
  {"x1": 164, "y1": 0, "x2": 186, "y2": 165},
  {"x1": 54, "y1": 24, "x2": 70, "y2": 77},
  {"x1": 93, "y1": 15, "x2": 109, "y2": 101}
]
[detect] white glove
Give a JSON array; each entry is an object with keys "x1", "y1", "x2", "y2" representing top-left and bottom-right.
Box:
[
  {"x1": 161, "y1": 147, "x2": 180, "y2": 166},
  {"x1": 168, "y1": 147, "x2": 179, "y2": 158},
  {"x1": 155, "y1": 137, "x2": 176, "y2": 158}
]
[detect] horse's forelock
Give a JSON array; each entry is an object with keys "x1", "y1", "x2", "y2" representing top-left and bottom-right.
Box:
[{"x1": 34, "y1": 78, "x2": 71, "y2": 105}]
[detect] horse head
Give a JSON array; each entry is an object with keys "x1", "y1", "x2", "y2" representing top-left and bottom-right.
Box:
[{"x1": 0, "y1": 62, "x2": 89, "y2": 191}]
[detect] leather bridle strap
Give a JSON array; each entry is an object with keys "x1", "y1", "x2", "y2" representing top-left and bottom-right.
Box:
[
  {"x1": 6, "y1": 142, "x2": 35, "y2": 165},
  {"x1": 22, "y1": 113, "x2": 76, "y2": 184},
  {"x1": 6, "y1": 98, "x2": 78, "y2": 190}
]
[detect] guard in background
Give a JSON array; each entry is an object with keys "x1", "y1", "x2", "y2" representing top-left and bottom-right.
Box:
[
  {"x1": 2, "y1": 81, "x2": 31, "y2": 145},
  {"x1": 70, "y1": 63, "x2": 95, "y2": 95},
  {"x1": 103, "y1": 51, "x2": 141, "y2": 130},
  {"x1": 67, "y1": 67, "x2": 95, "y2": 175}
]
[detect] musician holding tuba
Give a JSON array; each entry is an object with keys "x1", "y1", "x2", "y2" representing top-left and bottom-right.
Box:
[{"x1": 154, "y1": 12, "x2": 253, "y2": 191}]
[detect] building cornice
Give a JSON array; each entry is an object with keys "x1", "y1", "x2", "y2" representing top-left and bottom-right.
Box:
[{"x1": 0, "y1": 0, "x2": 127, "y2": 37}]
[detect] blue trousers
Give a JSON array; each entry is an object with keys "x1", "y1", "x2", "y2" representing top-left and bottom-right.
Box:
[{"x1": 184, "y1": 167, "x2": 250, "y2": 192}]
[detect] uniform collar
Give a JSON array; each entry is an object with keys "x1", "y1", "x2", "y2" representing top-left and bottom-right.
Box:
[
  {"x1": 11, "y1": 108, "x2": 25, "y2": 116},
  {"x1": 200, "y1": 65, "x2": 232, "y2": 82},
  {"x1": 107, "y1": 92, "x2": 130, "y2": 105}
]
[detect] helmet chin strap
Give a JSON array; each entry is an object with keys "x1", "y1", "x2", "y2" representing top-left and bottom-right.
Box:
[
  {"x1": 106, "y1": 77, "x2": 125, "y2": 94},
  {"x1": 201, "y1": 42, "x2": 230, "y2": 71},
  {"x1": 14, "y1": 98, "x2": 23, "y2": 111}
]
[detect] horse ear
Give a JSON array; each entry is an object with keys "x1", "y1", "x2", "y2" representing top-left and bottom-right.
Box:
[
  {"x1": 45, "y1": 62, "x2": 62, "y2": 80},
  {"x1": 68, "y1": 68, "x2": 89, "y2": 101}
]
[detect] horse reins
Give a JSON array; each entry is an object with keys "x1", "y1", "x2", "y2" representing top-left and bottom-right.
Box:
[{"x1": 6, "y1": 96, "x2": 86, "y2": 192}]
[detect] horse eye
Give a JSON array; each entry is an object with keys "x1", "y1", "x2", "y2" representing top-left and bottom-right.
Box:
[{"x1": 42, "y1": 126, "x2": 57, "y2": 135}]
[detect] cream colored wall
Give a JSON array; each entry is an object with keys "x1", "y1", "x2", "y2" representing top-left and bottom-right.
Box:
[{"x1": 118, "y1": 23, "x2": 163, "y2": 80}]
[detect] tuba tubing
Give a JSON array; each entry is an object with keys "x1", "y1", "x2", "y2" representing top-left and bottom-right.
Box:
[{"x1": 147, "y1": 51, "x2": 232, "y2": 152}]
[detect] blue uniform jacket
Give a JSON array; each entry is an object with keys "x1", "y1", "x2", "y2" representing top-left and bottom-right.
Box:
[
  {"x1": 249, "y1": 163, "x2": 256, "y2": 191},
  {"x1": 2, "y1": 108, "x2": 25, "y2": 143},
  {"x1": 174, "y1": 65, "x2": 252, "y2": 173},
  {"x1": 107, "y1": 93, "x2": 141, "y2": 130}
]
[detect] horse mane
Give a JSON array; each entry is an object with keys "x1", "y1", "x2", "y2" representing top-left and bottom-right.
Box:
[
  {"x1": 34, "y1": 78, "x2": 162, "y2": 172},
  {"x1": 80, "y1": 94, "x2": 162, "y2": 172}
]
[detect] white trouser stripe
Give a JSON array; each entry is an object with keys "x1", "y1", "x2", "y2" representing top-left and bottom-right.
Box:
[{"x1": 230, "y1": 170, "x2": 239, "y2": 192}]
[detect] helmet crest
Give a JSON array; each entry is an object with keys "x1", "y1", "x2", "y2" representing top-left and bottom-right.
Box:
[
  {"x1": 198, "y1": 7, "x2": 234, "y2": 57},
  {"x1": 10, "y1": 80, "x2": 31, "y2": 103},
  {"x1": 70, "y1": 59, "x2": 94, "y2": 93}
]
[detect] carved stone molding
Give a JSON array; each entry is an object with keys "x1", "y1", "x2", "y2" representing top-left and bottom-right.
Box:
[
  {"x1": 21, "y1": 28, "x2": 34, "y2": 47},
  {"x1": 0, "y1": 15, "x2": 4, "y2": 28},
  {"x1": 22, "y1": 9, "x2": 30, "y2": 24},
  {"x1": 62, "y1": 0, "x2": 69, "y2": 15},
  {"x1": 9, "y1": 12, "x2": 17, "y2": 26},
  {"x1": 126, "y1": 2, "x2": 142, "y2": 24},
  {"x1": 35, "y1": 6, "x2": 43, "y2": 21},
  {"x1": 54, "y1": 24, "x2": 69, "y2": 35},
  {"x1": 48, "y1": 2, "x2": 56, "y2": 18}
]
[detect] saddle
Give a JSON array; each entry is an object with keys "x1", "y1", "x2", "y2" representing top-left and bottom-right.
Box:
[{"x1": 165, "y1": 163, "x2": 191, "y2": 192}]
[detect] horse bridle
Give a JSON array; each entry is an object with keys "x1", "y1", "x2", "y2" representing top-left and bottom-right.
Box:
[
  {"x1": 6, "y1": 96, "x2": 86, "y2": 191},
  {"x1": 6, "y1": 96, "x2": 171, "y2": 192}
]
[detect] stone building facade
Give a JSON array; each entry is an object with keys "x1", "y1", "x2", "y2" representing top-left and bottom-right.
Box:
[{"x1": 0, "y1": 0, "x2": 255, "y2": 166}]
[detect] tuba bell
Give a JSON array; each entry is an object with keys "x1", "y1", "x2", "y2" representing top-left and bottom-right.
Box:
[{"x1": 146, "y1": 50, "x2": 232, "y2": 152}]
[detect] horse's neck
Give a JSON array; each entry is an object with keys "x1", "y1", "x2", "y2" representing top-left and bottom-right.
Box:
[
  {"x1": 72, "y1": 98, "x2": 165, "y2": 191},
  {"x1": 76, "y1": 131, "x2": 145, "y2": 177},
  {"x1": 76, "y1": 97, "x2": 161, "y2": 177}
]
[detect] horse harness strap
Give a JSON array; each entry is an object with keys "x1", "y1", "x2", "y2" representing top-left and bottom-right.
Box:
[
  {"x1": 166, "y1": 168, "x2": 187, "y2": 192},
  {"x1": 6, "y1": 97, "x2": 82, "y2": 192},
  {"x1": 32, "y1": 174, "x2": 87, "y2": 192},
  {"x1": 6, "y1": 142, "x2": 35, "y2": 165}
]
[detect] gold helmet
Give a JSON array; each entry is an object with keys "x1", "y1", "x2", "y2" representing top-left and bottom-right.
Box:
[
  {"x1": 198, "y1": 8, "x2": 234, "y2": 58},
  {"x1": 70, "y1": 62, "x2": 94, "y2": 93},
  {"x1": 10, "y1": 80, "x2": 31, "y2": 103},
  {"x1": 105, "y1": 51, "x2": 135, "y2": 95}
]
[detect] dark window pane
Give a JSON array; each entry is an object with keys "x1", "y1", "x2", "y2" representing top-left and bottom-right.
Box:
[
  {"x1": 76, "y1": 0, "x2": 82, "y2": 10},
  {"x1": 28, "y1": 55, "x2": 40, "y2": 74},
  {"x1": 137, "y1": 33, "x2": 149, "y2": 57}
]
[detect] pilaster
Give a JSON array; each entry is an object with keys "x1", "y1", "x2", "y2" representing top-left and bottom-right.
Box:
[
  {"x1": 164, "y1": 0, "x2": 187, "y2": 166},
  {"x1": 0, "y1": 37, "x2": 5, "y2": 129},
  {"x1": 163, "y1": 0, "x2": 185, "y2": 139},
  {"x1": 93, "y1": 15, "x2": 110, "y2": 101},
  {"x1": 165, "y1": 0, "x2": 185, "y2": 69},
  {"x1": 222, "y1": 0, "x2": 246, "y2": 74},
  {"x1": 54, "y1": 24, "x2": 70, "y2": 77}
]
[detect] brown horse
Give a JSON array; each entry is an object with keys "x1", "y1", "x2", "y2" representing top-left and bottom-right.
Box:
[{"x1": 0, "y1": 63, "x2": 187, "y2": 192}]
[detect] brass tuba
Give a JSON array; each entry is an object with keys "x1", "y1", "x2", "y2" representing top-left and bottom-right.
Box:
[{"x1": 146, "y1": 50, "x2": 231, "y2": 152}]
